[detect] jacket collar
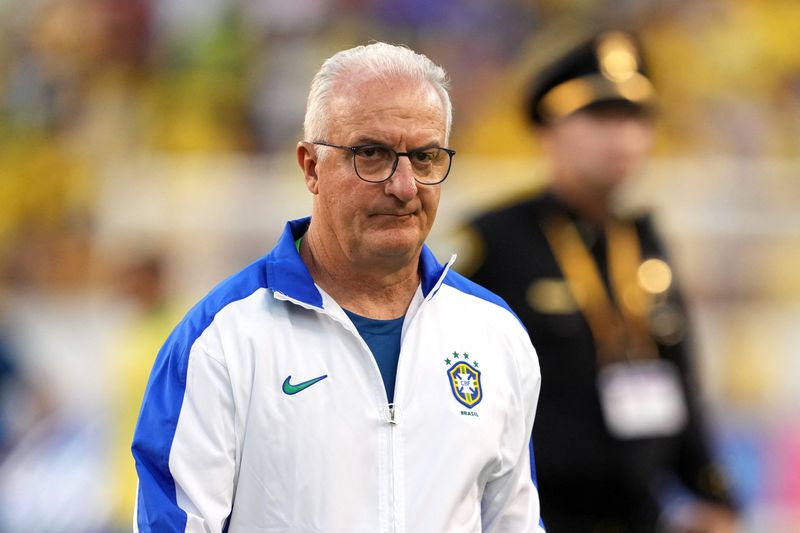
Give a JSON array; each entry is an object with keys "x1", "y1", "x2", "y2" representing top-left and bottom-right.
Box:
[{"x1": 265, "y1": 217, "x2": 449, "y2": 308}]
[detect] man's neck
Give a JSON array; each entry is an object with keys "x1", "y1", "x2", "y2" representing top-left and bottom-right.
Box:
[{"x1": 299, "y1": 230, "x2": 420, "y2": 320}]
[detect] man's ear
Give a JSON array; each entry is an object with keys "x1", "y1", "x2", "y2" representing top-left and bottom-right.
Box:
[{"x1": 297, "y1": 142, "x2": 319, "y2": 194}]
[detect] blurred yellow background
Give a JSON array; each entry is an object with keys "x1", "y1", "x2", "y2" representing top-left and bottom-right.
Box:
[{"x1": 0, "y1": 0, "x2": 798, "y2": 531}]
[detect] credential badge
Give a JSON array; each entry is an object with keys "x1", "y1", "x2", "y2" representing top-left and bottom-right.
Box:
[{"x1": 444, "y1": 351, "x2": 482, "y2": 409}]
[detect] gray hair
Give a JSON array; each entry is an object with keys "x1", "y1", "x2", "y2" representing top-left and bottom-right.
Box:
[{"x1": 303, "y1": 42, "x2": 453, "y2": 144}]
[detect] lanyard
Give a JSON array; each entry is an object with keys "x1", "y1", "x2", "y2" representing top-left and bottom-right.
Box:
[{"x1": 543, "y1": 215, "x2": 658, "y2": 365}]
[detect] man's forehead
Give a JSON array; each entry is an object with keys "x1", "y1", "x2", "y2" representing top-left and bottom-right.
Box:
[
  {"x1": 334, "y1": 74, "x2": 436, "y2": 105},
  {"x1": 327, "y1": 75, "x2": 445, "y2": 131}
]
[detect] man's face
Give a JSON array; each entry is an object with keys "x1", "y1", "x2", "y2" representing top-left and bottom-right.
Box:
[
  {"x1": 302, "y1": 75, "x2": 447, "y2": 265},
  {"x1": 541, "y1": 105, "x2": 654, "y2": 194}
]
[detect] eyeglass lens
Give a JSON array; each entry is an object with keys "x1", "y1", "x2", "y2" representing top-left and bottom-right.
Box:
[{"x1": 354, "y1": 146, "x2": 450, "y2": 184}]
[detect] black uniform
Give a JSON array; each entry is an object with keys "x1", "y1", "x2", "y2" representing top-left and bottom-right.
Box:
[{"x1": 465, "y1": 191, "x2": 737, "y2": 532}]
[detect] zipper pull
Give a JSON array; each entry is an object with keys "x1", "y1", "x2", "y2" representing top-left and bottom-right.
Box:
[{"x1": 386, "y1": 403, "x2": 399, "y2": 425}]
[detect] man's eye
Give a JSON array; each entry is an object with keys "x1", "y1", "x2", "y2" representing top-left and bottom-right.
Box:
[
  {"x1": 412, "y1": 151, "x2": 434, "y2": 163},
  {"x1": 357, "y1": 146, "x2": 390, "y2": 159}
]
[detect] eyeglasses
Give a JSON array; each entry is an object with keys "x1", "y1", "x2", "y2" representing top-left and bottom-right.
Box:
[{"x1": 312, "y1": 141, "x2": 456, "y2": 185}]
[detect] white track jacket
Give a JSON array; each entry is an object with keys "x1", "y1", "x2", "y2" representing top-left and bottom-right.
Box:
[{"x1": 132, "y1": 217, "x2": 546, "y2": 533}]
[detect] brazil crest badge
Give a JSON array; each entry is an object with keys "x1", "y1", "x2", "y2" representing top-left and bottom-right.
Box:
[{"x1": 445, "y1": 351, "x2": 482, "y2": 409}]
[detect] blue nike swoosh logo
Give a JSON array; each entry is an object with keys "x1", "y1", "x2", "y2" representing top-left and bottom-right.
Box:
[{"x1": 282, "y1": 374, "x2": 328, "y2": 395}]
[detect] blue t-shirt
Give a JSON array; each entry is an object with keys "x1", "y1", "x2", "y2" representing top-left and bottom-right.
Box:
[{"x1": 344, "y1": 309, "x2": 404, "y2": 403}]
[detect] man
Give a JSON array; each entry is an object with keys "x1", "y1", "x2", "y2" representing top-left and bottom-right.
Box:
[
  {"x1": 132, "y1": 42, "x2": 546, "y2": 532},
  {"x1": 464, "y1": 31, "x2": 739, "y2": 532}
]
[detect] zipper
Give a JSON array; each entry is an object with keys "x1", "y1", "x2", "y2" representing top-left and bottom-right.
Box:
[
  {"x1": 333, "y1": 309, "x2": 398, "y2": 533},
  {"x1": 384, "y1": 403, "x2": 399, "y2": 533},
  {"x1": 282, "y1": 287, "x2": 419, "y2": 532}
]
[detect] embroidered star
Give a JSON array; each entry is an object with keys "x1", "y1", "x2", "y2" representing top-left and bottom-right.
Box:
[
  {"x1": 474, "y1": 361, "x2": 479, "y2": 368},
  {"x1": 463, "y1": 353, "x2": 470, "y2": 359},
  {"x1": 444, "y1": 358, "x2": 451, "y2": 365},
  {"x1": 452, "y1": 351, "x2": 460, "y2": 359}
]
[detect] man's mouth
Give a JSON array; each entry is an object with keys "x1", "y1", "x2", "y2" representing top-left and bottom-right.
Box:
[{"x1": 372, "y1": 211, "x2": 415, "y2": 218}]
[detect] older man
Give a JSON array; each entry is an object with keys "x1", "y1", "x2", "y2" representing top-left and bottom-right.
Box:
[{"x1": 132, "y1": 42, "x2": 546, "y2": 533}]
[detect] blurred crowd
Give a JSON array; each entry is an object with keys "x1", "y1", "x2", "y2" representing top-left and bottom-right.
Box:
[{"x1": 0, "y1": 0, "x2": 799, "y2": 531}]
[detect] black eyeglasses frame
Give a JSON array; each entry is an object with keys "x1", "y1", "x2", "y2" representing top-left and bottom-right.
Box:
[{"x1": 310, "y1": 141, "x2": 456, "y2": 185}]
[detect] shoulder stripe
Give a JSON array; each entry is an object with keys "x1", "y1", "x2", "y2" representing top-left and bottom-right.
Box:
[
  {"x1": 442, "y1": 269, "x2": 525, "y2": 327},
  {"x1": 132, "y1": 257, "x2": 268, "y2": 530}
]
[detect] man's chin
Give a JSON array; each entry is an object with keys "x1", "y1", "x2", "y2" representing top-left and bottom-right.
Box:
[{"x1": 362, "y1": 228, "x2": 424, "y2": 260}]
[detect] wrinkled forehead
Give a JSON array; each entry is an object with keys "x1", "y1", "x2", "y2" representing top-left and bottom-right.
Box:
[{"x1": 327, "y1": 73, "x2": 447, "y2": 132}]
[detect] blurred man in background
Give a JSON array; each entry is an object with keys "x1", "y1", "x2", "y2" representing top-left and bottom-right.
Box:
[
  {"x1": 109, "y1": 253, "x2": 180, "y2": 531},
  {"x1": 462, "y1": 30, "x2": 739, "y2": 533},
  {"x1": 132, "y1": 42, "x2": 545, "y2": 532}
]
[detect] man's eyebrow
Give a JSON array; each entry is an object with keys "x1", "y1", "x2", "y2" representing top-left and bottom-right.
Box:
[
  {"x1": 349, "y1": 137, "x2": 443, "y2": 151},
  {"x1": 350, "y1": 136, "x2": 389, "y2": 146},
  {"x1": 408, "y1": 142, "x2": 442, "y2": 152}
]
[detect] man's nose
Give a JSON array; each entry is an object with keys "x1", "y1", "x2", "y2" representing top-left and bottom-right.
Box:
[{"x1": 384, "y1": 156, "x2": 418, "y2": 200}]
